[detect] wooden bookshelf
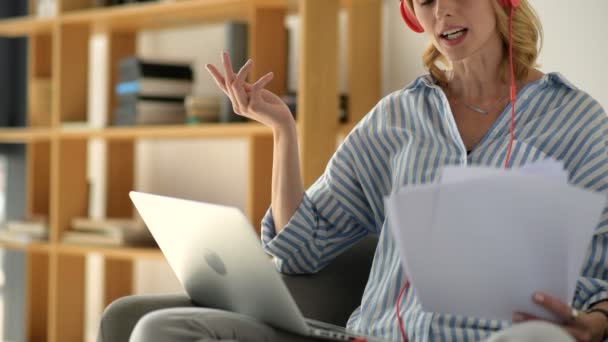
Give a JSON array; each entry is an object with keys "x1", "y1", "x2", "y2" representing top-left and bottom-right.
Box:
[
  {"x1": 0, "y1": 241, "x2": 51, "y2": 253},
  {"x1": 61, "y1": 0, "x2": 252, "y2": 30},
  {"x1": 0, "y1": 0, "x2": 381, "y2": 341},
  {"x1": 0, "y1": 128, "x2": 52, "y2": 142},
  {"x1": 0, "y1": 16, "x2": 54, "y2": 37},
  {"x1": 58, "y1": 122, "x2": 272, "y2": 140}
]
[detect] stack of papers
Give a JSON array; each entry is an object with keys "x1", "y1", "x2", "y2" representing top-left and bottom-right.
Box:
[{"x1": 385, "y1": 159, "x2": 605, "y2": 321}]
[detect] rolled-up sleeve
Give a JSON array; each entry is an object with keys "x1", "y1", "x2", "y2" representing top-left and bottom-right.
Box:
[
  {"x1": 261, "y1": 123, "x2": 378, "y2": 275},
  {"x1": 570, "y1": 109, "x2": 608, "y2": 310}
]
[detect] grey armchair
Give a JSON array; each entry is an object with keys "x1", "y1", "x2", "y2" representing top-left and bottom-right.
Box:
[{"x1": 97, "y1": 236, "x2": 378, "y2": 342}]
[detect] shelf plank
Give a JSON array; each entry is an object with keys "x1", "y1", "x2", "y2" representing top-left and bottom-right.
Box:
[
  {"x1": 57, "y1": 243, "x2": 163, "y2": 260},
  {"x1": 61, "y1": 0, "x2": 260, "y2": 31},
  {"x1": 0, "y1": 128, "x2": 53, "y2": 143},
  {"x1": 0, "y1": 123, "x2": 349, "y2": 141},
  {"x1": 0, "y1": 16, "x2": 54, "y2": 37},
  {"x1": 58, "y1": 122, "x2": 272, "y2": 140},
  {"x1": 0, "y1": 241, "x2": 50, "y2": 253}
]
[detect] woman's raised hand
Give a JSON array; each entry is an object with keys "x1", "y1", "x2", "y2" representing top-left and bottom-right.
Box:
[{"x1": 205, "y1": 52, "x2": 294, "y2": 130}]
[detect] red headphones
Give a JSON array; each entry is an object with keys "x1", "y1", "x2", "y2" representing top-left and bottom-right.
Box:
[{"x1": 400, "y1": 0, "x2": 521, "y2": 33}]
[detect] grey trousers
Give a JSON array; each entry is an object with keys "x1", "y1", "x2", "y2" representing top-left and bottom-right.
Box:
[{"x1": 128, "y1": 307, "x2": 575, "y2": 342}]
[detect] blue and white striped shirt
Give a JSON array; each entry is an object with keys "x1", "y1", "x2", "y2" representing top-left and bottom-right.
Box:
[{"x1": 261, "y1": 72, "x2": 608, "y2": 342}]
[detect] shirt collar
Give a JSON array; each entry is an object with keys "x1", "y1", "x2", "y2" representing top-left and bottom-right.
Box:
[{"x1": 403, "y1": 71, "x2": 578, "y2": 92}]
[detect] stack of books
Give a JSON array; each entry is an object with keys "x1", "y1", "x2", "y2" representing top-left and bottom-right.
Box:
[
  {"x1": 113, "y1": 57, "x2": 193, "y2": 126},
  {"x1": 0, "y1": 217, "x2": 48, "y2": 244},
  {"x1": 61, "y1": 217, "x2": 156, "y2": 247},
  {"x1": 185, "y1": 96, "x2": 221, "y2": 124}
]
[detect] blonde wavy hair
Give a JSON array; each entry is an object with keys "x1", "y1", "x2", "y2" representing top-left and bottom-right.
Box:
[{"x1": 404, "y1": 0, "x2": 543, "y2": 85}]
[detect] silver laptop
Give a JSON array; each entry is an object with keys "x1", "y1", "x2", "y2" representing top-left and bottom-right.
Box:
[{"x1": 129, "y1": 191, "x2": 380, "y2": 341}]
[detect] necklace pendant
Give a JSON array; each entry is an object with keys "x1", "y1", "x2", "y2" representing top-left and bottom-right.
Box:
[{"x1": 465, "y1": 103, "x2": 489, "y2": 115}]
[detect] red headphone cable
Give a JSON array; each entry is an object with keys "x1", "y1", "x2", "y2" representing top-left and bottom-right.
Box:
[
  {"x1": 504, "y1": 5, "x2": 517, "y2": 169},
  {"x1": 396, "y1": 6, "x2": 517, "y2": 342},
  {"x1": 396, "y1": 280, "x2": 410, "y2": 341}
]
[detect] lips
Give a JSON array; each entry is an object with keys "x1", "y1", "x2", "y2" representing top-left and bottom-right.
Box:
[{"x1": 440, "y1": 28, "x2": 468, "y2": 40}]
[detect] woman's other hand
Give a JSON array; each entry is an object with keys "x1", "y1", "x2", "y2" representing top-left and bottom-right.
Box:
[
  {"x1": 512, "y1": 292, "x2": 606, "y2": 342},
  {"x1": 205, "y1": 51, "x2": 294, "y2": 131}
]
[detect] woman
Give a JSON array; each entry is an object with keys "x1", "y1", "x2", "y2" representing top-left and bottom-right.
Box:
[{"x1": 131, "y1": 0, "x2": 608, "y2": 341}]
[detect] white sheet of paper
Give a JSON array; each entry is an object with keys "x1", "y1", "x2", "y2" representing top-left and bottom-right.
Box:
[
  {"x1": 440, "y1": 158, "x2": 569, "y2": 185},
  {"x1": 386, "y1": 165, "x2": 605, "y2": 322}
]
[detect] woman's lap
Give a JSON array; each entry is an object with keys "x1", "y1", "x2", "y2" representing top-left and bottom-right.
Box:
[
  {"x1": 129, "y1": 307, "x2": 318, "y2": 342},
  {"x1": 129, "y1": 307, "x2": 574, "y2": 342}
]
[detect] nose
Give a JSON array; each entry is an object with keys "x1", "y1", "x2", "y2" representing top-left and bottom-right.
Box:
[{"x1": 434, "y1": 0, "x2": 456, "y2": 20}]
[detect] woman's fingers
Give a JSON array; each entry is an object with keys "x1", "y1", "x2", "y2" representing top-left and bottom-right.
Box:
[
  {"x1": 532, "y1": 292, "x2": 578, "y2": 325},
  {"x1": 232, "y1": 59, "x2": 253, "y2": 110},
  {"x1": 512, "y1": 311, "x2": 538, "y2": 322},
  {"x1": 236, "y1": 59, "x2": 253, "y2": 83},
  {"x1": 204, "y1": 64, "x2": 228, "y2": 94},
  {"x1": 252, "y1": 72, "x2": 274, "y2": 92},
  {"x1": 207, "y1": 54, "x2": 276, "y2": 116},
  {"x1": 220, "y1": 52, "x2": 242, "y2": 112},
  {"x1": 221, "y1": 51, "x2": 236, "y2": 84}
]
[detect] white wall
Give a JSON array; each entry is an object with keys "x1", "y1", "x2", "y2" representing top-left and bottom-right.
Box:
[
  {"x1": 85, "y1": 1, "x2": 608, "y2": 340},
  {"x1": 533, "y1": 0, "x2": 608, "y2": 110}
]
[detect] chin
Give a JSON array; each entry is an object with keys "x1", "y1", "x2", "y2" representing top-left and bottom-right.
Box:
[{"x1": 437, "y1": 49, "x2": 469, "y2": 63}]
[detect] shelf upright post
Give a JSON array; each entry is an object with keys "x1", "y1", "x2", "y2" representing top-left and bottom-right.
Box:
[
  {"x1": 24, "y1": 13, "x2": 53, "y2": 341},
  {"x1": 48, "y1": 18, "x2": 90, "y2": 342},
  {"x1": 345, "y1": 0, "x2": 381, "y2": 127},
  {"x1": 246, "y1": 0, "x2": 287, "y2": 232},
  {"x1": 297, "y1": 0, "x2": 340, "y2": 187}
]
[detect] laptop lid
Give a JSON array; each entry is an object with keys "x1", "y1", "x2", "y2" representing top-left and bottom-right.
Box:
[{"x1": 129, "y1": 191, "x2": 310, "y2": 335}]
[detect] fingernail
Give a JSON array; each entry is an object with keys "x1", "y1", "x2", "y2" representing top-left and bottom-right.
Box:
[{"x1": 533, "y1": 293, "x2": 544, "y2": 303}]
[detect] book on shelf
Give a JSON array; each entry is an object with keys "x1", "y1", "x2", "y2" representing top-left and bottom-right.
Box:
[
  {"x1": 118, "y1": 97, "x2": 186, "y2": 113},
  {"x1": 113, "y1": 56, "x2": 194, "y2": 126},
  {"x1": 0, "y1": 217, "x2": 48, "y2": 243},
  {"x1": 0, "y1": 230, "x2": 41, "y2": 244},
  {"x1": 61, "y1": 229, "x2": 156, "y2": 247},
  {"x1": 115, "y1": 79, "x2": 193, "y2": 98},
  {"x1": 117, "y1": 94, "x2": 185, "y2": 106},
  {"x1": 185, "y1": 95, "x2": 221, "y2": 124},
  {"x1": 71, "y1": 217, "x2": 144, "y2": 233},
  {"x1": 63, "y1": 217, "x2": 155, "y2": 247},
  {"x1": 114, "y1": 106, "x2": 186, "y2": 126},
  {"x1": 60, "y1": 121, "x2": 91, "y2": 130},
  {"x1": 119, "y1": 57, "x2": 193, "y2": 82}
]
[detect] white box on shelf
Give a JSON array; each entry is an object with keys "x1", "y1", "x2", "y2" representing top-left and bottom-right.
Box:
[
  {"x1": 87, "y1": 32, "x2": 109, "y2": 129},
  {"x1": 36, "y1": 0, "x2": 57, "y2": 18}
]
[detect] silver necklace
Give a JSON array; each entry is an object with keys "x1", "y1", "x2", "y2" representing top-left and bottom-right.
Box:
[{"x1": 448, "y1": 88, "x2": 509, "y2": 115}]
